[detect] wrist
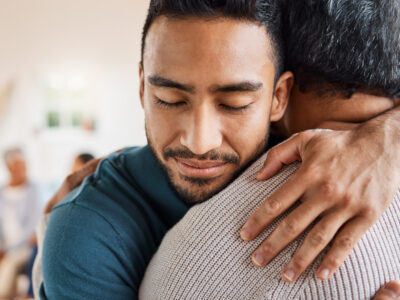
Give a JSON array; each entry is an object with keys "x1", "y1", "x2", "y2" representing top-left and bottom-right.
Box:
[{"x1": 358, "y1": 106, "x2": 400, "y2": 171}]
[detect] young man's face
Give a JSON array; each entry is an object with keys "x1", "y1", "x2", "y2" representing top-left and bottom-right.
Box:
[{"x1": 140, "y1": 17, "x2": 292, "y2": 204}]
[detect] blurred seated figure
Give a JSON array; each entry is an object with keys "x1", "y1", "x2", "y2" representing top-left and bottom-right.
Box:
[
  {"x1": 0, "y1": 148, "x2": 42, "y2": 299},
  {"x1": 71, "y1": 153, "x2": 95, "y2": 173},
  {"x1": 32, "y1": 151, "x2": 96, "y2": 297}
]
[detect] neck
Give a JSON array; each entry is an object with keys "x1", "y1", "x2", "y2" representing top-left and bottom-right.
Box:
[
  {"x1": 9, "y1": 178, "x2": 27, "y2": 187},
  {"x1": 280, "y1": 85, "x2": 397, "y2": 136}
]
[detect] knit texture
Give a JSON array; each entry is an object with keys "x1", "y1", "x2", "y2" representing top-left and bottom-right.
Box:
[{"x1": 139, "y1": 153, "x2": 400, "y2": 300}]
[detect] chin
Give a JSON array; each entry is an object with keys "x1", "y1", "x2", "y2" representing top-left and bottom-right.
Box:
[{"x1": 170, "y1": 170, "x2": 237, "y2": 206}]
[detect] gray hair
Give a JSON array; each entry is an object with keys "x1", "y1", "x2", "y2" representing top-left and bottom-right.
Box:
[{"x1": 3, "y1": 147, "x2": 24, "y2": 165}]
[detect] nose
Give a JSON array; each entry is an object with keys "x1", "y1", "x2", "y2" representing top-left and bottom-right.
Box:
[{"x1": 180, "y1": 104, "x2": 223, "y2": 155}]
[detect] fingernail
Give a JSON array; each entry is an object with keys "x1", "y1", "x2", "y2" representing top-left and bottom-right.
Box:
[
  {"x1": 240, "y1": 228, "x2": 251, "y2": 241},
  {"x1": 256, "y1": 172, "x2": 262, "y2": 180},
  {"x1": 282, "y1": 269, "x2": 295, "y2": 282},
  {"x1": 385, "y1": 282, "x2": 400, "y2": 297},
  {"x1": 251, "y1": 252, "x2": 265, "y2": 267},
  {"x1": 318, "y1": 268, "x2": 330, "y2": 281}
]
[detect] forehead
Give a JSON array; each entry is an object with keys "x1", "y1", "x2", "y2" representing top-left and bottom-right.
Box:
[{"x1": 143, "y1": 16, "x2": 276, "y2": 86}]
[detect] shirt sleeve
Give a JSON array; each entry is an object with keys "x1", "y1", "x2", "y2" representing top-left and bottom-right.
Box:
[{"x1": 40, "y1": 202, "x2": 138, "y2": 300}]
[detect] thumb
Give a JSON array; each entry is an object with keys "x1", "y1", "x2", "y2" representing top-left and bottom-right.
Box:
[
  {"x1": 372, "y1": 281, "x2": 400, "y2": 300},
  {"x1": 256, "y1": 133, "x2": 304, "y2": 180}
]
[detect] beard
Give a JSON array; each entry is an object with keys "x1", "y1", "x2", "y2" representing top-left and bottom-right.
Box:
[{"x1": 146, "y1": 124, "x2": 269, "y2": 206}]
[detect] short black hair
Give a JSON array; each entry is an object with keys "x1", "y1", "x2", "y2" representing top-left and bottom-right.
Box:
[
  {"x1": 141, "y1": 0, "x2": 284, "y2": 80},
  {"x1": 3, "y1": 147, "x2": 24, "y2": 164},
  {"x1": 77, "y1": 153, "x2": 94, "y2": 164},
  {"x1": 283, "y1": 0, "x2": 400, "y2": 98}
]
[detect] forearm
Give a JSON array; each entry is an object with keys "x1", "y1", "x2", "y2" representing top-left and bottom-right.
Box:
[
  {"x1": 382, "y1": 104, "x2": 400, "y2": 143},
  {"x1": 372, "y1": 103, "x2": 400, "y2": 135},
  {"x1": 360, "y1": 104, "x2": 400, "y2": 170}
]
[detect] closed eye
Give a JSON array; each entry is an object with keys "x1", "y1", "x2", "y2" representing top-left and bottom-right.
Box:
[
  {"x1": 155, "y1": 97, "x2": 185, "y2": 108},
  {"x1": 220, "y1": 103, "x2": 251, "y2": 112}
]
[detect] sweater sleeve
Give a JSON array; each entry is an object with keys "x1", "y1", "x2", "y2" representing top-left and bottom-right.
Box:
[{"x1": 40, "y1": 202, "x2": 138, "y2": 300}]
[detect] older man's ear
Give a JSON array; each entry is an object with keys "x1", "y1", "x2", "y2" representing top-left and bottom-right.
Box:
[{"x1": 270, "y1": 71, "x2": 293, "y2": 122}]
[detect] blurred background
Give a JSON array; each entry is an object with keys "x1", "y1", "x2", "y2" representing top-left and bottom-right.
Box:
[
  {"x1": 0, "y1": 0, "x2": 150, "y2": 187},
  {"x1": 0, "y1": 1, "x2": 150, "y2": 298}
]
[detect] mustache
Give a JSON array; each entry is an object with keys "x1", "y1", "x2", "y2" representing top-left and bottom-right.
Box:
[{"x1": 163, "y1": 147, "x2": 240, "y2": 164}]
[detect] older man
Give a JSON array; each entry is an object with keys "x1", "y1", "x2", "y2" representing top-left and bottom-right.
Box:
[{"x1": 139, "y1": 0, "x2": 400, "y2": 298}]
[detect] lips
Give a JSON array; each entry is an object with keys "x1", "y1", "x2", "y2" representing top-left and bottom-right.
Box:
[{"x1": 175, "y1": 158, "x2": 227, "y2": 178}]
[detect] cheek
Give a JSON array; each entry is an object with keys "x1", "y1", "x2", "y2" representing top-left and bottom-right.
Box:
[
  {"x1": 222, "y1": 107, "x2": 270, "y2": 157},
  {"x1": 144, "y1": 104, "x2": 181, "y2": 149}
]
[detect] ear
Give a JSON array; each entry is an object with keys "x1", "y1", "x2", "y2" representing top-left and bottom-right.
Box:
[
  {"x1": 139, "y1": 63, "x2": 145, "y2": 109},
  {"x1": 270, "y1": 71, "x2": 294, "y2": 122}
]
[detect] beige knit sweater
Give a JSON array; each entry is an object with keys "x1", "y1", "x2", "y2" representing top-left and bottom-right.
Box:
[{"x1": 139, "y1": 153, "x2": 400, "y2": 300}]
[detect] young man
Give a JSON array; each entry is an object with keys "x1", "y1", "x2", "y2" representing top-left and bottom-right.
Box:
[
  {"x1": 139, "y1": 0, "x2": 400, "y2": 298},
  {"x1": 40, "y1": 1, "x2": 292, "y2": 299},
  {"x1": 39, "y1": 0, "x2": 400, "y2": 299}
]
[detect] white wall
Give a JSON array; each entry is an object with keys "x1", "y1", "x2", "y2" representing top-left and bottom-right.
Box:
[{"x1": 0, "y1": 0, "x2": 150, "y2": 185}]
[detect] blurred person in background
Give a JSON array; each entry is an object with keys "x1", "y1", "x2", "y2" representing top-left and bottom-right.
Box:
[
  {"x1": 71, "y1": 153, "x2": 95, "y2": 173},
  {"x1": 0, "y1": 148, "x2": 42, "y2": 299},
  {"x1": 32, "y1": 151, "x2": 97, "y2": 297}
]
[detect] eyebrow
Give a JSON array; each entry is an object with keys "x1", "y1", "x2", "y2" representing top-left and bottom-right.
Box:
[
  {"x1": 148, "y1": 75, "x2": 195, "y2": 93},
  {"x1": 147, "y1": 75, "x2": 263, "y2": 94},
  {"x1": 210, "y1": 81, "x2": 263, "y2": 93}
]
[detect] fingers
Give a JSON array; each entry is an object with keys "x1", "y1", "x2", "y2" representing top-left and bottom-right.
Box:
[
  {"x1": 44, "y1": 194, "x2": 63, "y2": 214},
  {"x1": 240, "y1": 171, "x2": 306, "y2": 241},
  {"x1": 44, "y1": 158, "x2": 101, "y2": 214},
  {"x1": 256, "y1": 133, "x2": 304, "y2": 180},
  {"x1": 250, "y1": 198, "x2": 329, "y2": 268},
  {"x1": 372, "y1": 281, "x2": 400, "y2": 300},
  {"x1": 316, "y1": 216, "x2": 372, "y2": 281},
  {"x1": 280, "y1": 212, "x2": 350, "y2": 282},
  {"x1": 69, "y1": 158, "x2": 101, "y2": 187}
]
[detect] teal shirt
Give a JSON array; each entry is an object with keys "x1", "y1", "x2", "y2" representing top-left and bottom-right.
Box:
[{"x1": 40, "y1": 146, "x2": 189, "y2": 299}]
